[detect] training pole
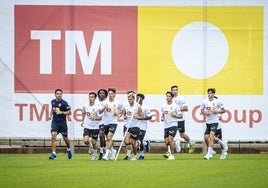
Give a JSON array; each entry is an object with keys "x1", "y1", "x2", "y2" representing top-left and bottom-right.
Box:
[{"x1": 114, "y1": 97, "x2": 141, "y2": 161}]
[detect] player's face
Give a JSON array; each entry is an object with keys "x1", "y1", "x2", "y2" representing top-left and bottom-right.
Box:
[
  {"x1": 171, "y1": 87, "x2": 178, "y2": 95},
  {"x1": 89, "y1": 94, "x2": 96, "y2": 103},
  {"x1": 166, "y1": 94, "x2": 173, "y2": 103},
  {"x1": 98, "y1": 90, "x2": 107, "y2": 101},
  {"x1": 108, "y1": 91, "x2": 115, "y2": 100},
  {"x1": 55, "y1": 91, "x2": 62, "y2": 101},
  {"x1": 208, "y1": 91, "x2": 215, "y2": 100},
  {"x1": 128, "y1": 96, "x2": 135, "y2": 105}
]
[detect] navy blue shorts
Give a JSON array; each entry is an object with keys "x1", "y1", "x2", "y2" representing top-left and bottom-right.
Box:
[
  {"x1": 83, "y1": 128, "x2": 99, "y2": 140},
  {"x1": 164, "y1": 126, "x2": 178, "y2": 138},
  {"x1": 100, "y1": 124, "x2": 117, "y2": 135},
  {"x1": 177, "y1": 121, "x2": 185, "y2": 133},
  {"x1": 51, "y1": 122, "x2": 68, "y2": 137},
  {"x1": 204, "y1": 123, "x2": 219, "y2": 135}
]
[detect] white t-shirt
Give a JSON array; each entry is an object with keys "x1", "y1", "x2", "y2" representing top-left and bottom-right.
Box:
[
  {"x1": 82, "y1": 102, "x2": 100, "y2": 130},
  {"x1": 161, "y1": 102, "x2": 182, "y2": 128},
  {"x1": 96, "y1": 100, "x2": 105, "y2": 125},
  {"x1": 201, "y1": 98, "x2": 224, "y2": 124},
  {"x1": 100, "y1": 99, "x2": 122, "y2": 125},
  {"x1": 173, "y1": 95, "x2": 187, "y2": 121},
  {"x1": 122, "y1": 102, "x2": 141, "y2": 129},
  {"x1": 139, "y1": 104, "x2": 152, "y2": 131}
]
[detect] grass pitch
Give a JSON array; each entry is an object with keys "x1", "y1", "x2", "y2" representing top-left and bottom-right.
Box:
[{"x1": 0, "y1": 153, "x2": 268, "y2": 188}]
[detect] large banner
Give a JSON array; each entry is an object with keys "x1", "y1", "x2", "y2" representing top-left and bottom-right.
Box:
[{"x1": 0, "y1": 0, "x2": 267, "y2": 141}]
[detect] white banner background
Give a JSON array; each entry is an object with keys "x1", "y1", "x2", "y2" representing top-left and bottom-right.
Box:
[{"x1": 0, "y1": 0, "x2": 267, "y2": 141}]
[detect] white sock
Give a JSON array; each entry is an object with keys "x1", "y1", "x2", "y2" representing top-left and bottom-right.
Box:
[
  {"x1": 93, "y1": 149, "x2": 97, "y2": 155},
  {"x1": 208, "y1": 147, "x2": 213, "y2": 154},
  {"x1": 218, "y1": 140, "x2": 224, "y2": 148},
  {"x1": 140, "y1": 150, "x2": 144, "y2": 156},
  {"x1": 127, "y1": 149, "x2": 131, "y2": 157},
  {"x1": 106, "y1": 149, "x2": 111, "y2": 155},
  {"x1": 100, "y1": 147, "x2": 104, "y2": 153},
  {"x1": 167, "y1": 145, "x2": 171, "y2": 152}
]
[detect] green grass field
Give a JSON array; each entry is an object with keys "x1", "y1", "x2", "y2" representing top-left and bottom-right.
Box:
[{"x1": 1, "y1": 153, "x2": 268, "y2": 188}]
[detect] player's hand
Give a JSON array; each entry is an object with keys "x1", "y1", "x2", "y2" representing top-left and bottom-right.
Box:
[
  {"x1": 211, "y1": 110, "x2": 218, "y2": 114},
  {"x1": 56, "y1": 110, "x2": 63, "y2": 115}
]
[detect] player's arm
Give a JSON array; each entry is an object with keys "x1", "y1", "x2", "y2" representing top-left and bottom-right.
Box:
[
  {"x1": 63, "y1": 109, "x2": 71, "y2": 115},
  {"x1": 171, "y1": 108, "x2": 182, "y2": 119},
  {"x1": 180, "y1": 105, "x2": 188, "y2": 112},
  {"x1": 48, "y1": 108, "x2": 53, "y2": 120},
  {"x1": 99, "y1": 103, "x2": 107, "y2": 114},
  {"x1": 134, "y1": 106, "x2": 144, "y2": 120},
  {"x1": 144, "y1": 115, "x2": 152, "y2": 120},
  {"x1": 201, "y1": 108, "x2": 210, "y2": 115},
  {"x1": 212, "y1": 107, "x2": 225, "y2": 114},
  {"x1": 81, "y1": 112, "x2": 86, "y2": 127}
]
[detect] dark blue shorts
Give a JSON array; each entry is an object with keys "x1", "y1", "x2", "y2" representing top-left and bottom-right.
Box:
[
  {"x1": 51, "y1": 122, "x2": 68, "y2": 137},
  {"x1": 204, "y1": 123, "x2": 219, "y2": 135},
  {"x1": 100, "y1": 124, "x2": 117, "y2": 135},
  {"x1": 83, "y1": 128, "x2": 99, "y2": 140},
  {"x1": 177, "y1": 121, "x2": 185, "y2": 133},
  {"x1": 164, "y1": 126, "x2": 178, "y2": 138}
]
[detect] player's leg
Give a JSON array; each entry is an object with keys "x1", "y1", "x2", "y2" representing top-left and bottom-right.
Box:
[
  {"x1": 178, "y1": 121, "x2": 195, "y2": 153},
  {"x1": 49, "y1": 131, "x2": 58, "y2": 160},
  {"x1": 124, "y1": 131, "x2": 132, "y2": 160},
  {"x1": 98, "y1": 124, "x2": 106, "y2": 160},
  {"x1": 91, "y1": 130, "x2": 99, "y2": 160}
]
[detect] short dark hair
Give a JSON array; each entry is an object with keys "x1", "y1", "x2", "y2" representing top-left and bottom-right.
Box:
[
  {"x1": 166, "y1": 91, "x2": 174, "y2": 97},
  {"x1": 127, "y1": 91, "x2": 135, "y2": 98},
  {"x1": 97, "y1": 89, "x2": 108, "y2": 98},
  {"x1": 136, "y1": 93, "x2": 145, "y2": 100},
  {"x1": 171, "y1": 85, "x2": 178, "y2": 90},
  {"x1": 55, "y1": 89, "x2": 63, "y2": 94},
  {"x1": 89, "y1": 92, "x2": 97, "y2": 98},
  {"x1": 108, "y1": 88, "x2": 116, "y2": 93},
  {"x1": 207, "y1": 88, "x2": 216, "y2": 94}
]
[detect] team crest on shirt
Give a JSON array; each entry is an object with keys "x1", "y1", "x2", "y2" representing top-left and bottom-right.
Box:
[{"x1": 127, "y1": 111, "x2": 133, "y2": 116}]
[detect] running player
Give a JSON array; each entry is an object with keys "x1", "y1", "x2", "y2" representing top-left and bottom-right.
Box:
[
  {"x1": 99, "y1": 88, "x2": 123, "y2": 160},
  {"x1": 201, "y1": 88, "x2": 227, "y2": 160},
  {"x1": 122, "y1": 91, "x2": 144, "y2": 161},
  {"x1": 81, "y1": 92, "x2": 101, "y2": 160},
  {"x1": 164, "y1": 85, "x2": 195, "y2": 158},
  {"x1": 48, "y1": 89, "x2": 72, "y2": 160},
  {"x1": 161, "y1": 91, "x2": 182, "y2": 160},
  {"x1": 96, "y1": 89, "x2": 108, "y2": 160},
  {"x1": 136, "y1": 93, "x2": 152, "y2": 160},
  {"x1": 204, "y1": 96, "x2": 228, "y2": 159}
]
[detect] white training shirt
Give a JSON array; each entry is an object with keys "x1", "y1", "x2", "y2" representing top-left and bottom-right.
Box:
[
  {"x1": 172, "y1": 95, "x2": 187, "y2": 121},
  {"x1": 82, "y1": 102, "x2": 100, "y2": 130},
  {"x1": 100, "y1": 99, "x2": 123, "y2": 125},
  {"x1": 96, "y1": 100, "x2": 105, "y2": 125},
  {"x1": 161, "y1": 102, "x2": 182, "y2": 128},
  {"x1": 122, "y1": 101, "x2": 141, "y2": 129},
  {"x1": 201, "y1": 97, "x2": 224, "y2": 124},
  {"x1": 139, "y1": 104, "x2": 152, "y2": 131}
]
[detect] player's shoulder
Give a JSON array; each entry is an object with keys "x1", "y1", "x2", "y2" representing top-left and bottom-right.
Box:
[
  {"x1": 141, "y1": 104, "x2": 149, "y2": 109},
  {"x1": 61, "y1": 99, "x2": 70, "y2": 105},
  {"x1": 82, "y1": 102, "x2": 89, "y2": 107}
]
